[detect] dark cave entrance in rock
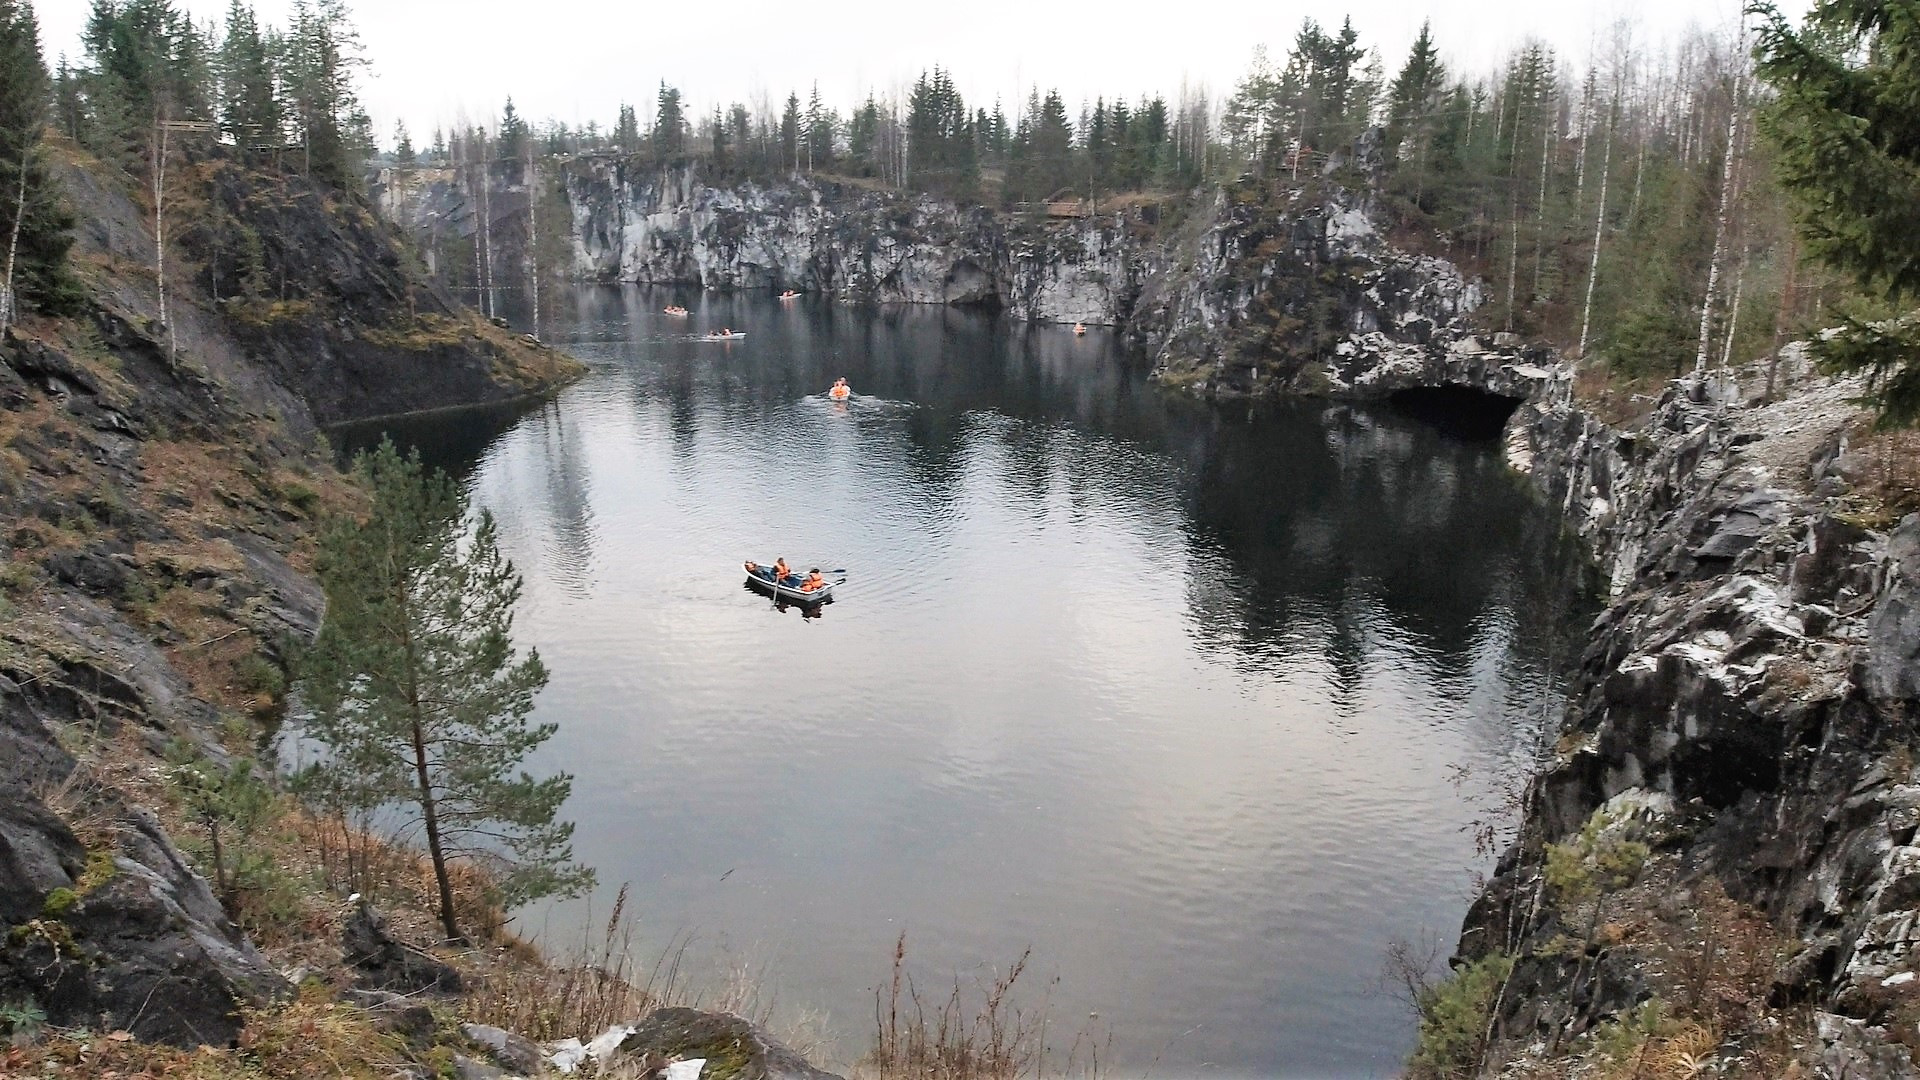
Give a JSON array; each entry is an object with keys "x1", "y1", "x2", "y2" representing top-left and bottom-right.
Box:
[{"x1": 1386, "y1": 385, "x2": 1526, "y2": 441}]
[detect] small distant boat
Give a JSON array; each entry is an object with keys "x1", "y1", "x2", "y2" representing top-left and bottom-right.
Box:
[
  {"x1": 1073, "y1": 323, "x2": 1087, "y2": 336},
  {"x1": 743, "y1": 561, "x2": 837, "y2": 603},
  {"x1": 703, "y1": 331, "x2": 746, "y2": 341},
  {"x1": 829, "y1": 386, "x2": 850, "y2": 401},
  {"x1": 778, "y1": 290, "x2": 800, "y2": 300},
  {"x1": 664, "y1": 306, "x2": 689, "y2": 317}
]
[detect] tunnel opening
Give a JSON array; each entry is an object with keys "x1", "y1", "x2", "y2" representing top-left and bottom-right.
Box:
[{"x1": 1387, "y1": 385, "x2": 1526, "y2": 441}]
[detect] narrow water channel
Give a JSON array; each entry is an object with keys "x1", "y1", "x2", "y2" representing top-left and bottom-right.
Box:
[{"x1": 335, "y1": 285, "x2": 1589, "y2": 1078}]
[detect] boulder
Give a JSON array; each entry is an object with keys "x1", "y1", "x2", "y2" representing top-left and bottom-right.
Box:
[
  {"x1": 0, "y1": 789, "x2": 84, "y2": 922},
  {"x1": 344, "y1": 988, "x2": 437, "y2": 1045},
  {"x1": 2, "y1": 806, "x2": 287, "y2": 1047},
  {"x1": 341, "y1": 899, "x2": 463, "y2": 995},
  {"x1": 452, "y1": 1052, "x2": 508, "y2": 1080},
  {"x1": 463, "y1": 1022, "x2": 544, "y2": 1075},
  {"x1": 614, "y1": 1007, "x2": 843, "y2": 1080},
  {"x1": 1812, "y1": 1012, "x2": 1920, "y2": 1079}
]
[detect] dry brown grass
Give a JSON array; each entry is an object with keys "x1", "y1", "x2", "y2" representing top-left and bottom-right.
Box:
[
  {"x1": 1572, "y1": 362, "x2": 1671, "y2": 427},
  {"x1": 462, "y1": 883, "x2": 660, "y2": 1043},
  {"x1": 361, "y1": 313, "x2": 472, "y2": 351},
  {"x1": 1, "y1": 984, "x2": 407, "y2": 1080},
  {"x1": 1838, "y1": 422, "x2": 1920, "y2": 526},
  {"x1": 860, "y1": 933, "x2": 1108, "y2": 1080},
  {"x1": 1498, "y1": 873, "x2": 1807, "y2": 1079},
  {"x1": 1593, "y1": 1016, "x2": 1722, "y2": 1080}
]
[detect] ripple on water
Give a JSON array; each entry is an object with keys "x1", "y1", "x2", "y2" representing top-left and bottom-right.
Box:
[{"x1": 360, "y1": 287, "x2": 1590, "y2": 1079}]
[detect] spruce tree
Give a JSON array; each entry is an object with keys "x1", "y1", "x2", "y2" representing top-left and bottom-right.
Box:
[
  {"x1": 848, "y1": 95, "x2": 878, "y2": 175},
  {"x1": 53, "y1": 53, "x2": 83, "y2": 141},
  {"x1": 497, "y1": 96, "x2": 526, "y2": 159},
  {"x1": 217, "y1": 0, "x2": 278, "y2": 160},
  {"x1": 0, "y1": 0, "x2": 78, "y2": 325},
  {"x1": 393, "y1": 120, "x2": 414, "y2": 167},
  {"x1": 280, "y1": 0, "x2": 363, "y2": 186},
  {"x1": 780, "y1": 91, "x2": 800, "y2": 171},
  {"x1": 614, "y1": 102, "x2": 638, "y2": 154},
  {"x1": 1755, "y1": 0, "x2": 1920, "y2": 423},
  {"x1": 654, "y1": 82, "x2": 684, "y2": 161},
  {"x1": 297, "y1": 441, "x2": 592, "y2": 941},
  {"x1": 1386, "y1": 21, "x2": 1445, "y2": 161},
  {"x1": 805, "y1": 82, "x2": 833, "y2": 171}
]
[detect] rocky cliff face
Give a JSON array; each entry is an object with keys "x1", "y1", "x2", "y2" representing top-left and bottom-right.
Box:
[
  {"x1": 1130, "y1": 159, "x2": 1494, "y2": 400},
  {"x1": 1450, "y1": 349, "x2": 1920, "y2": 1075},
  {"x1": 372, "y1": 142, "x2": 1513, "y2": 385},
  {"x1": 375, "y1": 158, "x2": 1142, "y2": 325},
  {"x1": 0, "y1": 143, "x2": 578, "y2": 1047}
]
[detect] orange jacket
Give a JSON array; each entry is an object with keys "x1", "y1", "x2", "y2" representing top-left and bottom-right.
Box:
[{"x1": 801, "y1": 573, "x2": 825, "y2": 592}]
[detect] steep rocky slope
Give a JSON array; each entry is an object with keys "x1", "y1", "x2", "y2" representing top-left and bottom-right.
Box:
[
  {"x1": 1440, "y1": 352, "x2": 1920, "y2": 1076},
  {"x1": 0, "y1": 142, "x2": 578, "y2": 1047},
  {"x1": 1131, "y1": 179, "x2": 1489, "y2": 398}
]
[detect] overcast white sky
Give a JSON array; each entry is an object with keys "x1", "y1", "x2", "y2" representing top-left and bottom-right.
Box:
[{"x1": 43, "y1": 0, "x2": 1764, "y2": 144}]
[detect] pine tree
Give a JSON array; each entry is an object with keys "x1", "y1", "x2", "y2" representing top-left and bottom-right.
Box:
[
  {"x1": 0, "y1": 0, "x2": 79, "y2": 327},
  {"x1": 1755, "y1": 0, "x2": 1920, "y2": 423},
  {"x1": 297, "y1": 441, "x2": 592, "y2": 942},
  {"x1": 167, "y1": 748, "x2": 273, "y2": 905}
]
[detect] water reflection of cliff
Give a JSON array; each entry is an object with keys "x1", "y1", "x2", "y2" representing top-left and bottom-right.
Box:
[{"x1": 354, "y1": 284, "x2": 1589, "y2": 714}]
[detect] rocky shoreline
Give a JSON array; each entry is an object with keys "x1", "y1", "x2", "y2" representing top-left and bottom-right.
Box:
[{"x1": 1436, "y1": 349, "x2": 1920, "y2": 1075}]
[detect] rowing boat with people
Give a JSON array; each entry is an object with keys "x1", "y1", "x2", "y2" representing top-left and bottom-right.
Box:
[{"x1": 742, "y1": 561, "x2": 840, "y2": 603}]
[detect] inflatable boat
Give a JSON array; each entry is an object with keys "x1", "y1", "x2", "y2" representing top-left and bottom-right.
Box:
[{"x1": 743, "y1": 562, "x2": 838, "y2": 603}]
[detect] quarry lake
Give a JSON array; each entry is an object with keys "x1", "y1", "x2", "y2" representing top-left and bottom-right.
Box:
[{"x1": 335, "y1": 286, "x2": 1590, "y2": 1078}]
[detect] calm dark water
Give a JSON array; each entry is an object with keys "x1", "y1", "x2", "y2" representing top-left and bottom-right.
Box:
[{"x1": 337, "y1": 286, "x2": 1588, "y2": 1077}]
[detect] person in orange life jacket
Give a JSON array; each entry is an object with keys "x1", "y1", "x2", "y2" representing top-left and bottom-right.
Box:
[
  {"x1": 800, "y1": 569, "x2": 826, "y2": 592},
  {"x1": 773, "y1": 558, "x2": 794, "y2": 584}
]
